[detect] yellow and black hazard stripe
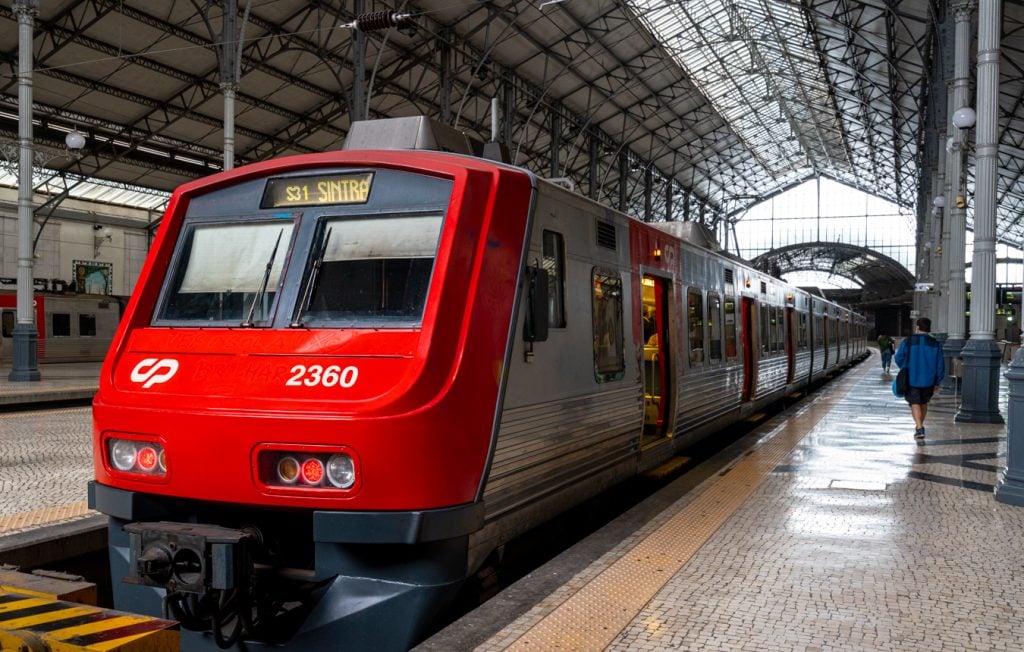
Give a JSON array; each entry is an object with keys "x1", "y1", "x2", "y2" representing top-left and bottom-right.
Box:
[{"x1": 0, "y1": 591, "x2": 178, "y2": 651}]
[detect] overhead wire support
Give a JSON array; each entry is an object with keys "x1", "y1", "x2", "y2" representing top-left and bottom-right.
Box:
[{"x1": 343, "y1": 11, "x2": 414, "y2": 33}]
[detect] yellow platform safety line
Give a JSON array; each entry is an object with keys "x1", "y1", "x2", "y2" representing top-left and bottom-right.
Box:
[
  {"x1": 502, "y1": 359, "x2": 872, "y2": 651},
  {"x1": 0, "y1": 591, "x2": 178, "y2": 651},
  {"x1": 0, "y1": 501, "x2": 93, "y2": 535}
]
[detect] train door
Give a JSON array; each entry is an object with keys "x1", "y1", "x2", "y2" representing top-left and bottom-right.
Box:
[
  {"x1": 785, "y1": 307, "x2": 795, "y2": 383},
  {"x1": 0, "y1": 308, "x2": 13, "y2": 360},
  {"x1": 641, "y1": 274, "x2": 672, "y2": 446},
  {"x1": 741, "y1": 297, "x2": 756, "y2": 401},
  {"x1": 822, "y1": 316, "x2": 829, "y2": 370}
]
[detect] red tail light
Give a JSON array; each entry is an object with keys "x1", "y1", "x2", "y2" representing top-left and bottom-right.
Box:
[
  {"x1": 301, "y1": 458, "x2": 324, "y2": 485},
  {"x1": 136, "y1": 446, "x2": 158, "y2": 471}
]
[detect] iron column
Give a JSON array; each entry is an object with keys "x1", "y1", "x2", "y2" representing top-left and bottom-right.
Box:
[
  {"x1": 9, "y1": 0, "x2": 40, "y2": 382},
  {"x1": 941, "y1": 0, "x2": 975, "y2": 394},
  {"x1": 958, "y1": 0, "x2": 1003, "y2": 423}
]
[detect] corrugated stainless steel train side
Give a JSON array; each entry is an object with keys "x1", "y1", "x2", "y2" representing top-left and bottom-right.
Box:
[{"x1": 474, "y1": 178, "x2": 867, "y2": 562}]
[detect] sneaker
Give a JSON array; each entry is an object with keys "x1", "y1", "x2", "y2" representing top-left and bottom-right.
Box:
[{"x1": 914, "y1": 427, "x2": 925, "y2": 445}]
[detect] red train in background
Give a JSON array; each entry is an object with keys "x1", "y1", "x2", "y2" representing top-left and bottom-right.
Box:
[
  {"x1": 0, "y1": 290, "x2": 121, "y2": 363},
  {"x1": 89, "y1": 117, "x2": 867, "y2": 650}
]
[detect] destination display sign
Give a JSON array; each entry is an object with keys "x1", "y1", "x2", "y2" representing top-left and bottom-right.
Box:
[{"x1": 261, "y1": 172, "x2": 374, "y2": 208}]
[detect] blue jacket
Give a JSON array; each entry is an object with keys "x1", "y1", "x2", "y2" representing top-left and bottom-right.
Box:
[{"x1": 894, "y1": 333, "x2": 945, "y2": 388}]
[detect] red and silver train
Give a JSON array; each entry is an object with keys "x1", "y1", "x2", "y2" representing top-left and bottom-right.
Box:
[
  {"x1": 0, "y1": 290, "x2": 121, "y2": 363},
  {"x1": 90, "y1": 118, "x2": 867, "y2": 650}
]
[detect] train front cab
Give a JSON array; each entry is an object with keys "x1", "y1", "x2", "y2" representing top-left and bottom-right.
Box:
[{"x1": 89, "y1": 151, "x2": 539, "y2": 650}]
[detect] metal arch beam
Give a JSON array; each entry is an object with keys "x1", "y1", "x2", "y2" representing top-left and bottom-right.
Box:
[
  {"x1": 750, "y1": 241, "x2": 915, "y2": 287},
  {"x1": 436, "y1": 0, "x2": 733, "y2": 210},
  {"x1": 1, "y1": 5, "x2": 344, "y2": 140},
  {"x1": 799, "y1": 0, "x2": 931, "y2": 207},
  {"x1": 0, "y1": 0, "x2": 985, "y2": 249},
  {"x1": 546, "y1": 19, "x2": 731, "y2": 206}
]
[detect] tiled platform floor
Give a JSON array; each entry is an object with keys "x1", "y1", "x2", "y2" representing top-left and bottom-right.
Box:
[
  {"x1": 0, "y1": 363, "x2": 100, "y2": 542},
  {"x1": 468, "y1": 356, "x2": 1022, "y2": 652},
  {"x1": 3, "y1": 355, "x2": 1023, "y2": 652},
  {"x1": 0, "y1": 361, "x2": 101, "y2": 406}
]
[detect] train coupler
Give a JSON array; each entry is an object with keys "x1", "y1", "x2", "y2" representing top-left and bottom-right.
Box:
[{"x1": 124, "y1": 522, "x2": 256, "y2": 593}]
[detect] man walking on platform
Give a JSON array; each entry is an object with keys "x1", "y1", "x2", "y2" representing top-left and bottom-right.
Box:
[
  {"x1": 877, "y1": 332, "x2": 894, "y2": 373},
  {"x1": 894, "y1": 317, "x2": 945, "y2": 444}
]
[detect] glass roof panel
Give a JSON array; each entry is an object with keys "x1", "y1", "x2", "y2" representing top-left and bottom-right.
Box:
[
  {"x1": 627, "y1": 0, "x2": 841, "y2": 185},
  {"x1": 0, "y1": 168, "x2": 169, "y2": 213}
]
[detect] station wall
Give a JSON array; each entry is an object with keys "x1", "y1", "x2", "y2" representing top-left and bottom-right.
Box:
[{"x1": 0, "y1": 189, "x2": 155, "y2": 298}]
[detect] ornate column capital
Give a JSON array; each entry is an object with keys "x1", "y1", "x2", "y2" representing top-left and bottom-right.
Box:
[
  {"x1": 12, "y1": 0, "x2": 39, "y2": 21},
  {"x1": 951, "y1": 0, "x2": 976, "y2": 22}
]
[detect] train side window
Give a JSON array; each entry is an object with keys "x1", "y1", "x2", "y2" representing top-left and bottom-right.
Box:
[
  {"x1": 1, "y1": 310, "x2": 13, "y2": 338},
  {"x1": 542, "y1": 230, "x2": 566, "y2": 328},
  {"x1": 798, "y1": 312, "x2": 808, "y2": 350},
  {"x1": 687, "y1": 289, "x2": 704, "y2": 366},
  {"x1": 79, "y1": 314, "x2": 97, "y2": 337},
  {"x1": 707, "y1": 292, "x2": 722, "y2": 363},
  {"x1": 592, "y1": 269, "x2": 624, "y2": 382},
  {"x1": 52, "y1": 313, "x2": 71, "y2": 337},
  {"x1": 723, "y1": 295, "x2": 737, "y2": 359}
]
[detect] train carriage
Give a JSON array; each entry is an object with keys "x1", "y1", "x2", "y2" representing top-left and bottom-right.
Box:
[
  {"x1": 89, "y1": 117, "x2": 866, "y2": 651},
  {"x1": 0, "y1": 291, "x2": 120, "y2": 363}
]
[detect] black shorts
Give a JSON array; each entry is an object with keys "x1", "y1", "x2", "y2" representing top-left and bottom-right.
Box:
[{"x1": 905, "y1": 385, "x2": 935, "y2": 405}]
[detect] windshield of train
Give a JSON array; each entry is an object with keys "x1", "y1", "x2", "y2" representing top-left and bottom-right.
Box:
[
  {"x1": 159, "y1": 220, "x2": 294, "y2": 324},
  {"x1": 293, "y1": 213, "x2": 442, "y2": 327}
]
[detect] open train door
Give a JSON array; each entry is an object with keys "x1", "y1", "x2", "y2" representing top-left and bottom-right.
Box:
[
  {"x1": 641, "y1": 274, "x2": 672, "y2": 446},
  {"x1": 741, "y1": 297, "x2": 755, "y2": 401}
]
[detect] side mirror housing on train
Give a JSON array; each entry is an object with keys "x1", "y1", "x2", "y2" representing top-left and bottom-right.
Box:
[{"x1": 524, "y1": 266, "x2": 549, "y2": 343}]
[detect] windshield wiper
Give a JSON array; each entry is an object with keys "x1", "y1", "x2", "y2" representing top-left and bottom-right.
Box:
[
  {"x1": 290, "y1": 226, "x2": 333, "y2": 328},
  {"x1": 241, "y1": 228, "x2": 284, "y2": 327}
]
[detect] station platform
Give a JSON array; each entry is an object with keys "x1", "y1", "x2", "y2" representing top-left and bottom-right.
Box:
[
  {"x1": 3, "y1": 353, "x2": 1023, "y2": 651},
  {"x1": 0, "y1": 361, "x2": 101, "y2": 407},
  {"x1": 0, "y1": 361, "x2": 104, "y2": 567},
  {"x1": 421, "y1": 354, "x2": 1022, "y2": 652}
]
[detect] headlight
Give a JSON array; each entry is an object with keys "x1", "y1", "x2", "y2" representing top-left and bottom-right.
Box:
[
  {"x1": 326, "y1": 454, "x2": 355, "y2": 489},
  {"x1": 110, "y1": 439, "x2": 137, "y2": 471}
]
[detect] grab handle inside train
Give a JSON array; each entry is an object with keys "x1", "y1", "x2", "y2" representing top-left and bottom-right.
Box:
[{"x1": 523, "y1": 266, "x2": 549, "y2": 343}]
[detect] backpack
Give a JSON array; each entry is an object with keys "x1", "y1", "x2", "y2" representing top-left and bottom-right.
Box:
[{"x1": 892, "y1": 336, "x2": 914, "y2": 397}]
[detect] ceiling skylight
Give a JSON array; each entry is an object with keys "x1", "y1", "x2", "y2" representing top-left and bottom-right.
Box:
[{"x1": 626, "y1": 0, "x2": 841, "y2": 182}]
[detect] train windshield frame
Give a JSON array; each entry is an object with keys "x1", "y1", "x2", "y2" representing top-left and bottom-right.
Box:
[
  {"x1": 155, "y1": 217, "x2": 297, "y2": 326},
  {"x1": 290, "y1": 210, "x2": 444, "y2": 328}
]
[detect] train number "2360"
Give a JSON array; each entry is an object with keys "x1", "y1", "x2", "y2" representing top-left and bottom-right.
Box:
[{"x1": 286, "y1": 364, "x2": 359, "y2": 388}]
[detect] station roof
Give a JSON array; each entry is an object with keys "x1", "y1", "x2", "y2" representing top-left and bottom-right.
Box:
[{"x1": 1, "y1": 1, "x2": 1023, "y2": 248}]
